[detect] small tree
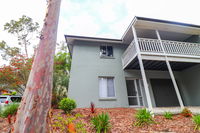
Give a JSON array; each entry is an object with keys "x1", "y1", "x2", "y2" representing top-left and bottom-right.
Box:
[
  {"x1": 0, "y1": 55, "x2": 33, "y2": 94},
  {"x1": 4, "y1": 15, "x2": 39, "y2": 57}
]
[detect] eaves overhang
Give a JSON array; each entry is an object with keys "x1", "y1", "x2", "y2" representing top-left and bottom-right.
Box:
[{"x1": 64, "y1": 35, "x2": 123, "y2": 56}]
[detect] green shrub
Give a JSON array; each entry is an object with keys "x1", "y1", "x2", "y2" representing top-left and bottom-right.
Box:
[
  {"x1": 1, "y1": 103, "x2": 19, "y2": 118},
  {"x1": 134, "y1": 108, "x2": 154, "y2": 127},
  {"x1": 193, "y1": 115, "x2": 200, "y2": 131},
  {"x1": 59, "y1": 98, "x2": 76, "y2": 113},
  {"x1": 91, "y1": 113, "x2": 111, "y2": 133},
  {"x1": 181, "y1": 108, "x2": 192, "y2": 117},
  {"x1": 164, "y1": 112, "x2": 173, "y2": 119}
]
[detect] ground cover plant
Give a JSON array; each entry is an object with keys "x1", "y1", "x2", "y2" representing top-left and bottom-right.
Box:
[
  {"x1": 164, "y1": 112, "x2": 173, "y2": 119},
  {"x1": 134, "y1": 108, "x2": 154, "y2": 127},
  {"x1": 91, "y1": 112, "x2": 111, "y2": 133},
  {"x1": 52, "y1": 113, "x2": 87, "y2": 133},
  {"x1": 181, "y1": 108, "x2": 193, "y2": 117},
  {"x1": 192, "y1": 115, "x2": 200, "y2": 131}
]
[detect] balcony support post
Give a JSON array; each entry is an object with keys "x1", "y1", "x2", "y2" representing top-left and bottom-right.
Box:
[
  {"x1": 156, "y1": 30, "x2": 184, "y2": 109},
  {"x1": 132, "y1": 26, "x2": 153, "y2": 111}
]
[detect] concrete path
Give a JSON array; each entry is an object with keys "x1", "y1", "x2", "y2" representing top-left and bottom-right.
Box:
[{"x1": 152, "y1": 106, "x2": 200, "y2": 115}]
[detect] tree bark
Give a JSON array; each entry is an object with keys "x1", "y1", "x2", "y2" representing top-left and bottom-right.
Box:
[{"x1": 13, "y1": 0, "x2": 61, "y2": 132}]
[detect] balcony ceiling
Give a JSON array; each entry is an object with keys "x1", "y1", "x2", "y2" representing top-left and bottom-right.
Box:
[
  {"x1": 135, "y1": 19, "x2": 200, "y2": 35},
  {"x1": 136, "y1": 29, "x2": 192, "y2": 41},
  {"x1": 126, "y1": 58, "x2": 198, "y2": 71},
  {"x1": 122, "y1": 16, "x2": 200, "y2": 44}
]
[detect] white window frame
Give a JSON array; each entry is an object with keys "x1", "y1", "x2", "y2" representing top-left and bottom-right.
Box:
[
  {"x1": 126, "y1": 78, "x2": 145, "y2": 107},
  {"x1": 98, "y1": 77, "x2": 116, "y2": 100}
]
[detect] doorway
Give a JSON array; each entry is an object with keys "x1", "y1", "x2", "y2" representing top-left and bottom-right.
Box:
[
  {"x1": 126, "y1": 79, "x2": 144, "y2": 107},
  {"x1": 150, "y1": 79, "x2": 180, "y2": 107}
]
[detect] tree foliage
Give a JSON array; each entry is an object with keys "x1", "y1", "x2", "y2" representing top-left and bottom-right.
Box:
[
  {"x1": 4, "y1": 15, "x2": 39, "y2": 57},
  {"x1": 52, "y1": 50, "x2": 71, "y2": 108},
  {"x1": 0, "y1": 55, "x2": 33, "y2": 94},
  {"x1": 0, "y1": 41, "x2": 20, "y2": 60}
]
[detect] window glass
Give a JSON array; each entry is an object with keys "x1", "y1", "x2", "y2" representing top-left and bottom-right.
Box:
[
  {"x1": 107, "y1": 46, "x2": 113, "y2": 57},
  {"x1": 99, "y1": 78, "x2": 107, "y2": 98},
  {"x1": 11, "y1": 97, "x2": 22, "y2": 102},
  {"x1": 99, "y1": 77, "x2": 115, "y2": 98},
  {"x1": 126, "y1": 80, "x2": 136, "y2": 96},
  {"x1": 0, "y1": 97, "x2": 7, "y2": 103},
  {"x1": 128, "y1": 97, "x2": 138, "y2": 105},
  {"x1": 100, "y1": 46, "x2": 107, "y2": 56},
  {"x1": 107, "y1": 78, "x2": 115, "y2": 97},
  {"x1": 100, "y1": 46, "x2": 113, "y2": 57}
]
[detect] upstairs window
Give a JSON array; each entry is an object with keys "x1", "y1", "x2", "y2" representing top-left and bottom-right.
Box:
[
  {"x1": 99, "y1": 77, "x2": 115, "y2": 98},
  {"x1": 100, "y1": 46, "x2": 113, "y2": 57}
]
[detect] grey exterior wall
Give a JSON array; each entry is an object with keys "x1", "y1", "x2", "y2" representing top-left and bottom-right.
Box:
[
  {"x1": 68, "y1": 41, "x2": 129, "y2": 108},
  {"x1": 178, "y1": 65, "x2": 200, "y2": 106}
]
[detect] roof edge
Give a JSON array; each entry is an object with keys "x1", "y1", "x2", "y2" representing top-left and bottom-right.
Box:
[
  {"x1": 65, "y1": 35, "x2": 122, "y2": 42},
  {"x1": 136, "y1": 16, "x2": 200, "y2": 28},
  {"x1": 121, "y1": 16, "x2": 200, "y2": 40}
]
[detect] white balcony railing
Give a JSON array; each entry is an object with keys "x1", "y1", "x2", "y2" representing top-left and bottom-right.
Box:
[
  {"x1": 122, "y1": 38, "x2": 200, "y2": 68},
  {"x1": 138, "y1": 38, "x2": 200, "y2": 56},
  {"x1": 122, "y1": 41, "x2": 137, "y2": 67}
]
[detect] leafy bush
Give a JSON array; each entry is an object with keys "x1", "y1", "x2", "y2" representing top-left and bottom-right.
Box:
[
  {"x1": 134, "y1": 108, "x2": 154, "y2": 127},
  {"x1": 1, "y1": 103, "x2": 19, "y2": 118},
  {"x1": 181, "y1": 108, "x2": 192, "y2": 117},
  {"x1": 59, "y1": 98, "x2": 77, "y2": 113},
  {"x1": 91, "y1": 112, "x2": 111, "y2": 133},
  {"x1": 164, "y1": 112, "x2": 173, "y2": 119},
  {"x1": 193, "y1": 115, "x2": 200, "y2": 131}
]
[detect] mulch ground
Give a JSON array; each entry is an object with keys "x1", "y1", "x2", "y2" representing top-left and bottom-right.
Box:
[{"x1": 0, "y1": 108, "x2": 199, "y2": 133}]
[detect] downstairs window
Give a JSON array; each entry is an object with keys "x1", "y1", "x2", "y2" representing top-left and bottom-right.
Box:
[{"x1": 99, "y1": 77, "x2": 115, "y2": 98}]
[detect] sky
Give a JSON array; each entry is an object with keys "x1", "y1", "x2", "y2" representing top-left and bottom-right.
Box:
[{"x1": 0, "y1": 0, "x2": 200, "y2": 65}]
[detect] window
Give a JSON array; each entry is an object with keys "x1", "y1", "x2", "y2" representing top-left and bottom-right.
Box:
[
  {"x1": 100, "y1": 46, "x2": 113, "y2": 57},
  {"x1": 99, "y1": 77, "x2": 115, "y2": 98},
  {"x1": 11, "y1": 97, "x2": 22, "y2": 102},
  {"x1": 0, "y1": 97, "x2": 7, "y2": 103}
]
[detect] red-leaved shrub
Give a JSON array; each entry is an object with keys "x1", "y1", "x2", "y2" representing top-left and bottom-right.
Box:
[{"x1": 90, "y1": 102, "x2": 95, "y2": 114}]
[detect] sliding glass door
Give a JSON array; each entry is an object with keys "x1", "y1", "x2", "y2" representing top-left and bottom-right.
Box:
[{"x1": 126, "y1": 79, "x2": 144, "y2": 107}]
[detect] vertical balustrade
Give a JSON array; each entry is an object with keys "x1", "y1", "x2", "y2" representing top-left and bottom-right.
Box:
[{"x1": 137, "y1": 38, "x2": 200, "y2": 56}]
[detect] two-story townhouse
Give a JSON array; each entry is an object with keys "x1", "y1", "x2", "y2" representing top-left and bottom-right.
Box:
[{"x1": 65, "y1": 16, "x2": 200, "y2": 111}]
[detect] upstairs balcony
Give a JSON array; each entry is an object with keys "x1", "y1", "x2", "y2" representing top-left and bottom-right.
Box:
[{"x1": 122, "y1": 38, "x2": 200, "y2": 70}]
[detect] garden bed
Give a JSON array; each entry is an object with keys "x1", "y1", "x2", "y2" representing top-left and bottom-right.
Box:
[{"x1": 0, "y1": 108, "x2": 198, "y2": 133}]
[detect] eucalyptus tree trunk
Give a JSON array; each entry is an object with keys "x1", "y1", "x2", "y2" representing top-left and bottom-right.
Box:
[{"x1": 13, "y1": 0, "x2": 61, "y2": 132}]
